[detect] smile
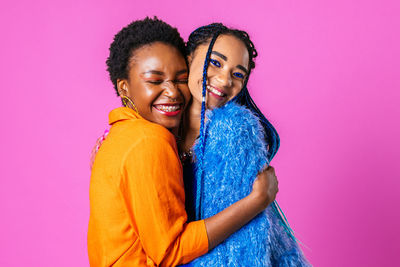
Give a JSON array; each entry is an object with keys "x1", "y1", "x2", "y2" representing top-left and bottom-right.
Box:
[
  {"x1": 153, "y1": 104, "x2": 183, "y2": 116},
  {"x1": 206, "y1": 85, "x2": 226, "y2": 98}
]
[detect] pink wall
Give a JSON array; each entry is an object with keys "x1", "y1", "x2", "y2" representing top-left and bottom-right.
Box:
[{"x1": 1, "y1": 0, "x2": 399, "y2": 266}]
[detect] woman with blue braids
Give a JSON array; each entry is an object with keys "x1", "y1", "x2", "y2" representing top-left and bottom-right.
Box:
[{"x1": 179, "y1": 23, "x2": 311, "y2": 266}]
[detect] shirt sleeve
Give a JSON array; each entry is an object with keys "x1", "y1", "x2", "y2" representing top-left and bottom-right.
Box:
[{"x1": 121, "y1": 134, "x2": 209, "y2": 266}]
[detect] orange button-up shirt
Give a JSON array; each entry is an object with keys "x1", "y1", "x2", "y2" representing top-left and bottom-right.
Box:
[{"x1": 88, "y1": 107, "x2": 208, "y2": 266}]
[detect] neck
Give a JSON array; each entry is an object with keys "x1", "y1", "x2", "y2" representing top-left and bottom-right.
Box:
[
  {"x1": 169, "y1": 126, "x2": 179, "y2": 137},
  {"x1": 187, "y1": 99, "x2": 202, "y2": 133},
  {"x1": 181, "y1": 99, "x2": 202, "y2": 151}
]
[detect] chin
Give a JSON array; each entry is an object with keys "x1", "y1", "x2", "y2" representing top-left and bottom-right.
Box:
[
  {"x1": 207, "y1": 99, "x2": 227, "y2": 109},
  {"x1": 159, "y1": 120, "x2": 180, "y2": 131}
]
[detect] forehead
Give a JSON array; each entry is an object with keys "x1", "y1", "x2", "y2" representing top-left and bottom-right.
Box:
[
  {"x1": 130, "y1": 42, "x2": 187, "y2": 71},
  {"x1": 197, "y1": 34, "x2": 249, "y2": 65},
  {"x1": 214, "y1": 34, "x2": 247, "y2": 51}
]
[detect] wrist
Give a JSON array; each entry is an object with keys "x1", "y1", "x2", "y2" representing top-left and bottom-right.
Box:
[{"x1": 248, "y1": 191, "x2": 269, "y2": 213}]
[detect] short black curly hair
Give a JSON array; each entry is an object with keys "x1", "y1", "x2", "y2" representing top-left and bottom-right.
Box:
[{"x1": 106, "y1": 17, "x2": 186, "y2": 95}]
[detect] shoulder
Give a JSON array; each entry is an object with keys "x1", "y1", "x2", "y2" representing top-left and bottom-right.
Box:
[
  {"x1": 107, "y1": 107, "x2": 176, "y2": 148},
  {"x1": 122, "y1": 120, "x2": 179, "y2": 164},
  {"x1": 208, "y1": 101, "x2": 254, "y2": 120},
  {"x1": 113, "y1": 117, "x2": 176, "y2": 149},
  {"x1": 95, "y1": 117, "x2": 178, "y2": 171},
  {"x1": 206, "y1": 101, "x2": 264, "y2": 138}
]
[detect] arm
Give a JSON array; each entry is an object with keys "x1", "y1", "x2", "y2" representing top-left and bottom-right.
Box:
[
  {"x1": 125, "y1": 136, "x2": 277, "y2": 266},
  {"x1": 124, "y1": 135, "x2": 207, "y2": 266},
  {"x1": 204, "y1": 166, "x2": 278, "y2": 249}
]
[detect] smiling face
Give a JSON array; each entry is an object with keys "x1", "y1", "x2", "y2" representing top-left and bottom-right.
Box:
[
  {"x1": 188, "y1": 34, "x2": 249, "y2": 109},
  {"x1": 117, "y1": 42, "x2": 191, "y2": 133}
]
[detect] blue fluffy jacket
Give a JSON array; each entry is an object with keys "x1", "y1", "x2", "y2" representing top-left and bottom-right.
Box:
[{"x1": 190, "y1": 102, "x2": 311, "y2": 266}]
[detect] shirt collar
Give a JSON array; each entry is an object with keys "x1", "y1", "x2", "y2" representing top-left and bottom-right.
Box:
[{"x1": 109, "y1": 107, "x2": 142, "y2": 126}]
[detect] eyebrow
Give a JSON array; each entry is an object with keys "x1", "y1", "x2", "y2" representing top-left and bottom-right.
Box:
[
  {"x1": 142, "y1": 70, "x2": 164, "y2": 75},
  {"x1": 141, "y1": 69, "x2": 188, "y2": 76},
  {"x1": 236, "y1": 65, "x2": 248, "y2": 74},
  {"x1": 211, "y1": 51, "x2": 249, "y2": 74},
  {"x1": 211, "y1": 51, "x2": 227, "y2": 61}
]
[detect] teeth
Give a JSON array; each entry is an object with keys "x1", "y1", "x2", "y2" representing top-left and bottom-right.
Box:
[
  {"x1": 206, "y1": 85, "x2": 224, "y2": 97},
  {"x1": 156, "y1": 105, "x2": 180, "y2": 112}
]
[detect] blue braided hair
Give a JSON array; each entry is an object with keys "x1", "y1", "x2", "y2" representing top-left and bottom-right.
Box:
[
  {"x1": 233, "y1": 86, "x2": 298, "y2": 241},
  {"x1": 187, "y1": 23, "x2": 298, "y2": 241},
  {"x1": 193, "y1": 25, "x2": 221, "y2": 220}
]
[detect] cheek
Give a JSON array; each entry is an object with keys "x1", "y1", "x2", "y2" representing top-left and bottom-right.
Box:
[
  {"x1": 233, "y1": 84, "x2": 243, "y2": 95},
  {"x1": 188, "y1": 69, "x2": 202, "y2": 96},
  {"x1": 188, "y1": 76, "x2": 198, "y2": 94},
  {"x1": 182, "y1": 86, "x2": 192, "y2": 105},
  {"x1": 132, "y1": 85, "x2": 159, "y2": 107},
  {"x1": 228, "y1": 83, "x2": 244, "y2": 99},
  {"x1": 190, "y1": 58, "x2": 205, "y2": 80},
  {"x1": 177, "y1": 83, "x2": 191, "y2": 100},
  {"x1": 143, "y1": 87, "x2": 158, "y2": 99}
]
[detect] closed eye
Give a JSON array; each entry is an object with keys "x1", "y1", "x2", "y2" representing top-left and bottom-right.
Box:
[
  {"x1": 175, "y1": 79, "x2": 188, "y2": 84},
  {"x1": 210, "y1": 59, "x2": 221, "y2": 68},
  {"x1": 147, "y1": 81, "x2": 163, "y2": 85}
]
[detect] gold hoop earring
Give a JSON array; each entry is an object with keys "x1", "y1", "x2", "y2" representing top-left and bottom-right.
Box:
[{"x1": 121, "y1": 96, "x2": 139, "y2": 114}]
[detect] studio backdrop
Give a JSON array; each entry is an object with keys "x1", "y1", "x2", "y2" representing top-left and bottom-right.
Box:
[{"x1": 0, "y1": 0, "x2": 399, "y2": 266}]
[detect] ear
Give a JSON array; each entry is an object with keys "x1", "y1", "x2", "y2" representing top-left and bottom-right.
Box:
[{"x1": 117, "y1": 79, "x2": 129, "y2": 97}]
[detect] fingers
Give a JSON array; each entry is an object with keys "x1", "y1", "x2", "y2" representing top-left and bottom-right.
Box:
[
  {"x1": 266, "y1": 165, "x2": 275, "y2": 174},
  {"x1": 90, "y1": 130, "x2": 109, "y2": 170}
]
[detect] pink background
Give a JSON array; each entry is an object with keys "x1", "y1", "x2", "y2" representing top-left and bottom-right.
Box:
[{"x1": 1, "y1": 0, "x2": 399, "y2": 266}]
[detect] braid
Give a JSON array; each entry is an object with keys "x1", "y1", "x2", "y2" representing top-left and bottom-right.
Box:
[
  {"x1": 188, "y1": 22, "x2": 279, "y2": 167},
  {"x1": 195, "y1": 30, "x2": 221, "y2": 220},
  {"x1": 234, "y1": 87, "x2": 298, "y2": 240},
  {"x1": 234, "y1": 86, "x2": 280, "y2": 161},
  {"x1": 188, "y1": 23, "x2": 297, "y2": 242},
  {"x1": 187, "y1": 23, "x2": 257, "y2": 73}
]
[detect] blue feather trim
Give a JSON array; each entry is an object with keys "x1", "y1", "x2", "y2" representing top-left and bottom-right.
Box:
[{"x1": 191, "y1": 102, "x2": 311, "y2": 266}]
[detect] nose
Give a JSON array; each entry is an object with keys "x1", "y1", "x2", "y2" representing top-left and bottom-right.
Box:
[
  {"x1": 215, "y1": 70, "x2": 232, "y2": 88},
  {"x1": 162, "y1": 80, "x2": 181, "y2": 100}
]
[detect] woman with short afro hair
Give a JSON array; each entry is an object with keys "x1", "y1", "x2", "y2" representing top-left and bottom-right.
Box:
[{"x1": 88, "y1": 17, "x2": 278, "y2": 267}]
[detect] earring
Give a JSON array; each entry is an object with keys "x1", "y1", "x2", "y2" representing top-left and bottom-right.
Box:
[{"x1": 121, "y1": 96, "x2": 139, "y2": 114}]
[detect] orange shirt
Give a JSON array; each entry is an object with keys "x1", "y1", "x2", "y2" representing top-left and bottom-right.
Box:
[{"x1": 88, "y1": 107, "x2": 208, "y2": 266}]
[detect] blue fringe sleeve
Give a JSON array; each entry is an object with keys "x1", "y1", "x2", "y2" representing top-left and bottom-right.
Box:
[{"x1": 190, "y1": 102, "x2": 310, "y2": 266}]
